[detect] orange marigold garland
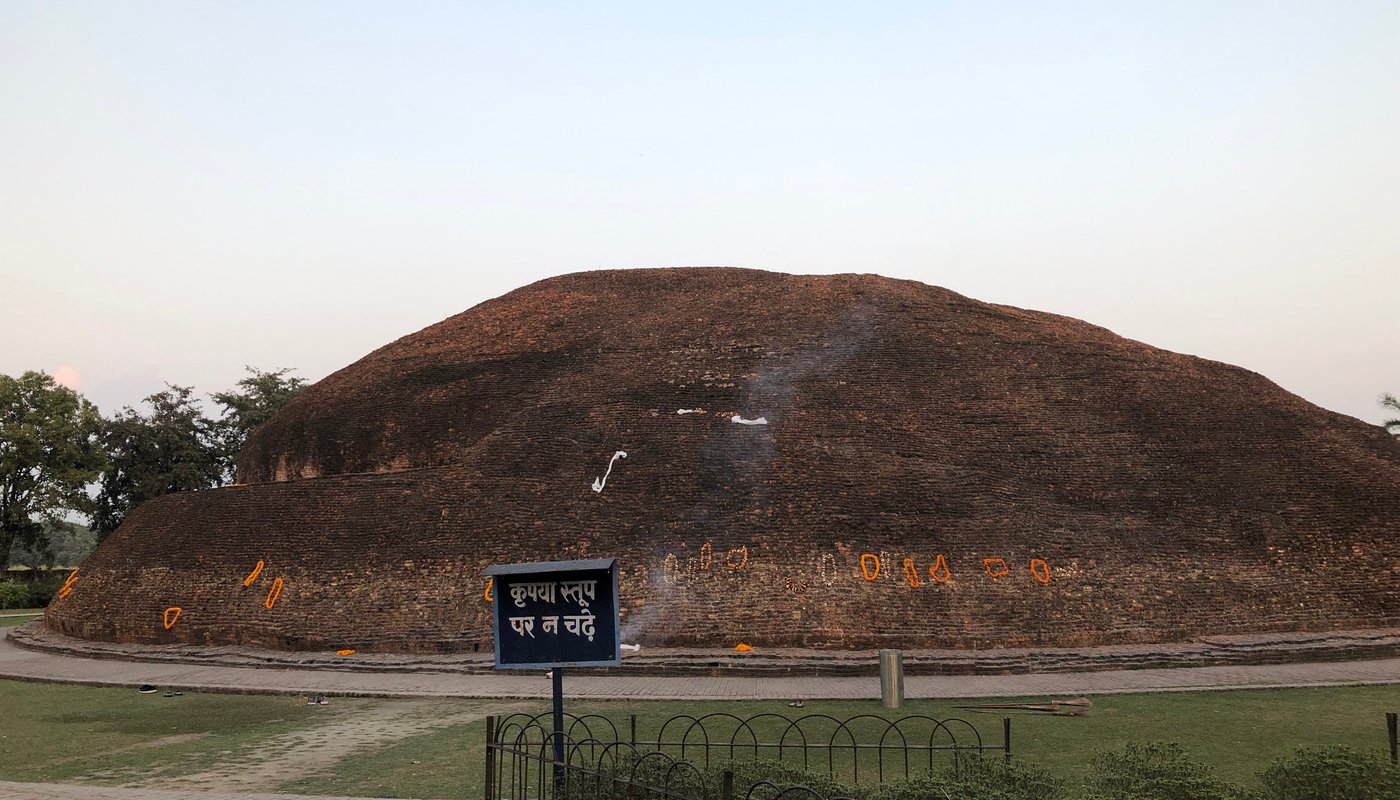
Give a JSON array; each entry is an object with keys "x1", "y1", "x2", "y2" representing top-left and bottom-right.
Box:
[
  {"x1": 242, "y1": 560, "x2": 265, "y2": 587},
  {"x1": 57, "y1": 569, "x2": 79, "y2": 600},
  {"x1": 859, "y1": 553, "x2": 881, "y2": 581},
  {"x1": 902, "y1": 557, "x2": 922, "y2": 588},
  {"x1": 725, "y1": 545, "x2": 748, "y2": 569},
  {"x1": 928, "y1": 554, "x2": 951, "y2": 583},
  {"x1": 162, "y1": 607, "x2": 182, "y2": 629},
  {"x1": 982, "y1": 558, "x2": 1010, "y2": 577},
  {"x1": 264, "y1": 577, "x2": 284, "y2": 609},
  {"x1": 1029, "y1": 558, "x2": 1052, "y2": 584}
]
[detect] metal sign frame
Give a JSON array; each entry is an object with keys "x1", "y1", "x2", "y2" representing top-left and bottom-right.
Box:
[{"x1": 484, "y1": 557, "x2": 621, "y2": 669}]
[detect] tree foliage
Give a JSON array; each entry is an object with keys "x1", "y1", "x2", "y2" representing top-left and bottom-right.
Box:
[
  {"x1": 0, "y1": 371, "x2": 106, "y2": 567},
  {"x1": 94, "y1": 384, "x2": 223, "y2": 538},
  {"x1": 1383, "y1": 393, "x2": 1400, "y2": 435},
  {"x1": 210, "y1": 366, "x2": 306, "y2": 481},
  {"x1": 91, "y1": 367, "x2": 306, "y2": 538},
  {"x1": 8, "y1": 520, "x2": 97, "y2": 569}
]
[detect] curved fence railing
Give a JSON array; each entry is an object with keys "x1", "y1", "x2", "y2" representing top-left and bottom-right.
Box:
[{"x1": 484, "y1": 711, "x2": 1009, "y2": 799}]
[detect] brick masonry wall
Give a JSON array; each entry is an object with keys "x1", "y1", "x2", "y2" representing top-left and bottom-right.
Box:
[{"x1": 45, "y1": 269, "x2": 1400, "y2": 653}]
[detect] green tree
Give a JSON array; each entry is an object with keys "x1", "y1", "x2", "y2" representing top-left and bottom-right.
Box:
[
  {"x1": 94, "y1": 384, "x2": 223, "y2": 539},
  {"x1": 0, "y1": 371, "x2": 106, "y2": 567},
  {"x1": 210, "y1": 366, "x2": 306, "y2": 481},
  {"x1": 8, "y1": 520, "x2": 97, "y2": 569},
  {"x1": 1383, "y1": 393, "x2": 1400, "y2": 435}
]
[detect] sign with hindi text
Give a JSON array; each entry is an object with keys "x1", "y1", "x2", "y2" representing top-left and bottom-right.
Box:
[{"x1": 484, "y1": 558, "x2": 620, "y2": 669}]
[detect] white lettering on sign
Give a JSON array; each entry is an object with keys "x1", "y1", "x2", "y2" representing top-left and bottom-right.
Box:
[
  {"x1": 510, "y1": 581, "x2": 558, "y2": 608},
  {"x1": 559, "y1": 580, "x2": 597, "y2": 608},
  {"x1": 506, "y1": 612, "x2": 597, "y2": 641},
  {"x1": 563, "y1": 612, "x2": 597, "y2": 642}
]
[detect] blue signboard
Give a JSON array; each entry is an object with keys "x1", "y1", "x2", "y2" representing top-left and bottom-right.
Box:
[{"x1": 484, "y1": 558, "x2": 620, "y2": 669}]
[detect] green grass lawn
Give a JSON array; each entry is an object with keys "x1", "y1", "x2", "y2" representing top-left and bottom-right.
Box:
[
  {"x1": 0, "y1": 679, "x2": 368, "y2": 785},
  {"x1": 284, "y1": 686, "x2": 1400, "y2": 798},
  {"x1": 2, "y1": 678, "x2": 1397, "y2": 798},
  {"x1": 0, "y1": 609, "x2": 44, "y2": 628}
]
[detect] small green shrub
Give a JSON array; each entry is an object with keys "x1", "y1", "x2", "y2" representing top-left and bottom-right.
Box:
[
  {"x1": 557, "y1": 754, "x2": 865, "y2": 800},
  {"x1": 25, "y1": 579, "x2": 63, "y2": 606},
  {"x1": 713, "y1": 758, "x2": 865, "y2": 799},
  {"x1": 871, "y1": 756, "x2": 1065, "y2": 800},
  {"x1": 0, "y1": 582, "x2": 34, "y2": 609},
  {"x1": 1255, "y1": 745, "x2": 1400, "y2": 800},
  {"x1": 1083, "y1": 741, "x2": 1243, "y2": 800}
]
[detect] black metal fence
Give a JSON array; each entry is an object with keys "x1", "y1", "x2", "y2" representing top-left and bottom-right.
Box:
[{"x1": 484, "y1": 711, "x2": 1011, "y2": 800}]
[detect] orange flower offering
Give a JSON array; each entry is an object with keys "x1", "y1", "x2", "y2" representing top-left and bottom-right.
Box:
[
  {"x1": 734, "y1": 643, "x2": 753, "y2": 653},
  {"x1": 264, "y1": 577, "x2": 284, "y2": 609},
  {"x1": 242, "y1": 559, "x2": 265, "y2": 587}
]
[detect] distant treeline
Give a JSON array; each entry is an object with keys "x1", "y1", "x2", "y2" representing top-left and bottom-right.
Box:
[{"x1": 0, "y1": 367, "x2": 306, "y2": 568}]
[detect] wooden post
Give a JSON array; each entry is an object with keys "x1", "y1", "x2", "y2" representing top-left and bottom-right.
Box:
[
  {"x1": 721, "y1": 769, "x2": 735, "y2": 800},
  {"x1": 1387, "y1": 712, "x2": 1397, "y2": 765},
  {"x1": 484, "y1": 715, "x2": 496, "y2": 800},
  {"x1": 630, "y1": 713, "x2": 637, "y2": 747}
]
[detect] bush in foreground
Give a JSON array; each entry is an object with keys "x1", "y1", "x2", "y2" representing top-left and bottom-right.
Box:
[
  {"x1": 1255, "y1": 745, "x2": 1400, "y2": 800},
  {"x1": 0, "y1": 581, "x2": 34, "y2": 609},
  {"x1": 871, "y1": 755, "x2": 1066, "y2": 800},
  {"x1": 560, "y1": 742, "x2": 1400, "y2": 800},
  {"x1": 1082, "y1": 741, "x2": 1243, "y2": 800}
]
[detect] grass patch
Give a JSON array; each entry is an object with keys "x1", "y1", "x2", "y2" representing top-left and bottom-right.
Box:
[
  {"x1": 274, "y1": 686, "x2": 1400, "y2": 798},
  {"x1": 564, "y1": 688, "x2": 1400, "y2": 787},
  {"x1": 280, "y1": 718, "x2": 484, "y2": 800},
  {"x1": 1, "y1": 679, "x2": 1397, "y2": 797},
  {"x1": 0, "y1": 609, "x2": 44, "y2": 628},
  {"x1": 0, "y1": 679, "x2": 380, "y2": 785}
]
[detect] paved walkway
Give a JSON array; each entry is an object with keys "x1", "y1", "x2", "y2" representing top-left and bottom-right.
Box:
[{"x1": 6, "y1": 629, "x2": 1400, "y2": 701}]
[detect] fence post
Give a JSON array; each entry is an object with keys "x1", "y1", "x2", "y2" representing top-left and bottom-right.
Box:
[
  {"x1": 552, "y1": 668, "x2": 566, "y2": 794},
  {"x1": 1388, "y1": 712, "x2": 1397, "y2": 765},
  {"x1": 1003, "y1": 717, "x2": 1012, "y2": 764},
  {"x1": 721, "y1": 769, "x2": 734, "y2": 800},
  {"x1": 484, "y1": 715, "x2": 496, "y2": 800},
  {"x1": 630, "y1": 713, "x2": 637, "y2": 748}
]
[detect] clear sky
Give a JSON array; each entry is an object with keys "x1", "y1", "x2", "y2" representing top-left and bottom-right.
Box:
[{"x1": 2, "y1": 2, "x2": 1396, "y2": 426}]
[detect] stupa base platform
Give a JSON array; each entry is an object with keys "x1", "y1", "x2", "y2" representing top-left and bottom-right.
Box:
[{"x1": 11, "y1": 622, "x2": 1400, "y2": 678}]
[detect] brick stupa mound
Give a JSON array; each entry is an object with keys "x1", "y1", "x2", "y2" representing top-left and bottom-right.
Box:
[{"x1": 45, "y1": 268, "x2": 1400, "y2": 654}]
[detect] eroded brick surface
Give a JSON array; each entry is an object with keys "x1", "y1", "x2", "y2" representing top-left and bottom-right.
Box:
[{"x1": 45, "y1": 269, "x2": 1400, "y2": 653}]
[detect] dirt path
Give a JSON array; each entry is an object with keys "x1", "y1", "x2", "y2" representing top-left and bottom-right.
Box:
[
  {"x1": 108, "y1": 699, "x2": 531, "y2": 793},
  {"x1": 41, "y1": 733, "x2": 210, "y2": 769}
]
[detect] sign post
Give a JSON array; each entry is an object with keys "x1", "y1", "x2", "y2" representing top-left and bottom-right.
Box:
[{"x1": 484, "y1": 558, "x2": 620, "y2": 792}]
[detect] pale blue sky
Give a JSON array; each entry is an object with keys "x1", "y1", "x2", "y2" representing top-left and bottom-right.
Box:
[{"x1": 2, "y1": 2, "x2": 1396, "y2": 425}]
